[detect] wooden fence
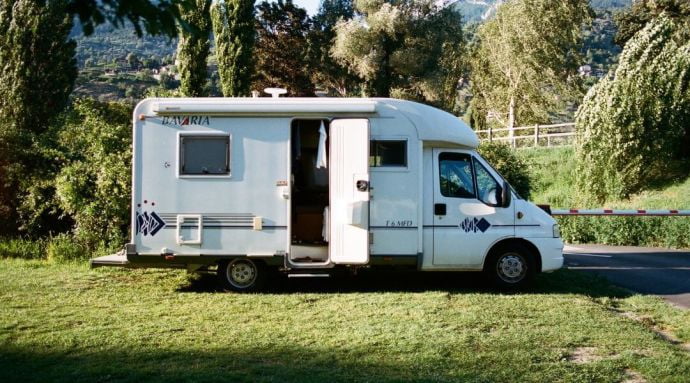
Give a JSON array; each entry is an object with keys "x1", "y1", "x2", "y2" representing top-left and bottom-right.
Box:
[{"x1": 475, "y1": 122, "x2": 576, "y2": 148}]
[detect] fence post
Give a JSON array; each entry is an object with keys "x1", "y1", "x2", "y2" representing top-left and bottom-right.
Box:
[
  {"x1": 488, "y1": 127, "x2": 493, "y2": 142},
  {"x1": 534, "y1": 124, "x2": 539, "y2": 147}
]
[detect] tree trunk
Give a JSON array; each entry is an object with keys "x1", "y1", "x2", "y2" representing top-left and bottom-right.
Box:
[
  {"x1": 371, "y1": 36, "x2": 393, "y2": 97},
  {"x1": 508, "y1": 95, "x2": 516, "y2": 147}
]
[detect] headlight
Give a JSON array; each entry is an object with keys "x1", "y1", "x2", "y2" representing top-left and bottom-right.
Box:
[{"x1": 552, "y1": 224, "x2": 561, "y2": 238}]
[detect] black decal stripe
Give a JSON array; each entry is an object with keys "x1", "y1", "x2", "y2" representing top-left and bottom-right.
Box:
[
  {"x1": 492, "y1": 224, "x2": 542, "y2": 227},
  {"x1": 421, "y1": 224, "x2": 542, "y2": 228},
  {"x1": 165, "y1": 226, "x2": 288, "y2": 229}
]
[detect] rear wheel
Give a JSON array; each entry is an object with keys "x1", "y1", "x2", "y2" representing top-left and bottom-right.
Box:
[
  {"x1": 217, "y1": 258, "x2": 266, "y2": 292},
  {"x1": 484, "y1": 244, "x2": 536, "y2": 289}
]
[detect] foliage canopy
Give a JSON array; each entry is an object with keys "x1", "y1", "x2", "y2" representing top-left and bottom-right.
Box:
[
  {"x1": 177, "y1": 0, "x2": 212, "y2": 97},
  {"x1": 576, "y1": 14, "x2": 690, "y2": 202},
  {"x1": 307, "y1": 0, "x2": 360, "y2": 96},
  {"x1": 253, "y1": 0, "x2": 313, "y2": 96},
  {"x1": 0, "y1": 0, "x2": 77, "y2": 235},
  {"x1": 66, "y1": 0, "x2": 185, "y2": 37},
  {"x1": 212, "y1": 0, "x2": 255, "y2": 97},
  {"x1": 469, "y1": 0, "x2": 592, "y2": 130},
  {"x1": 331, "y1": 0, "x2": 465, "y2": 106},
  {"x1": 615, "y1": 0, "x2": 690, "y2": 46}
]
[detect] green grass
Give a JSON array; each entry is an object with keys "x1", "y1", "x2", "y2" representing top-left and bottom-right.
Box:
[
  {"x1": 0, "y1": 237, "x2": 46, "y2": 260},
  {"x1": 520, "y1": 146, "x2": 579, "y2": 208},
  {"x1": 1, "y1": 259, "x2": 689, "y2": 382},
  {"x1": 519, "y1": 146, "x2": 690, "y2": 248},
  {"x1": 521, "y1": 146, "x2": 690, "y2": 210}
]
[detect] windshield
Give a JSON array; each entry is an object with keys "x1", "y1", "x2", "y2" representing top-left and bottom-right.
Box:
[{"x1": 475, "y1": 154, "x2": 523, "y2": 200}]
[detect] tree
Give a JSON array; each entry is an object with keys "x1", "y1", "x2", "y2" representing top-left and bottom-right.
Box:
[
  {"x1": 0, "y1": 0, "x2": 77, "y2": 136},
  {"x1": 177, "y1": 0, "x2": 212, "y2": 97},
  {"x1": 159, "y1": 72, "x2": 178, "y2": 90},
  {"x1": 307, "y1": 0, "x2": 360, "y2": 96},
  {"x1": 615, "y1": 0, "x2": 690, "y2": 46},
  {"x1": 212, "y1": 0, "x2": 255, "y2": 97},
  {"x1": 0, "y1": 0, "x2": 77, "y2": 234},
  {"x1": 331, "y1": 0, "x2": 465, "y2": 103},
  {"x1": 126, "y1": 52, "x2": 139, "y2": 69},
  {"x1": 253, "y1": 0, "x2": 313, "y2": 96},
  {"x1": 576, "y1": 14, "x2": 690, "y2": 202},
  {"x1": 66, "y1": 0, "x2": 184, "y2": 37},
  {"x1": 469, "y1": 0, "x2": 592, "y2": 135}
]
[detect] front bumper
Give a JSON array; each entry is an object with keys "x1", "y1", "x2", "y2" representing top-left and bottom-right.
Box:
[{"x1": 529, "y1": 237, "x2": 564, "y2": 272}]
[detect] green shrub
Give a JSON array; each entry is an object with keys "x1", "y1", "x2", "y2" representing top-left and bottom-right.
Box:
[
  {"x1": 478, "y1": 142, "x2": 532, "y2": 199},
  {"x1": 558, "y1": 216, "x2": 690, "y2": 249},
  {"x1": 20, "y1": 98, "x2": 132, "y2": 251},
  {"x1": 46, "y1": 234, "x2": 88, "y2": 263},
  {"x1": 0, "y1": 238, "x2": 46, "y2": 259}
]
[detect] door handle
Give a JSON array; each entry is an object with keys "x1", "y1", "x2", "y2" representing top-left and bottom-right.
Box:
[
  {"x1": 434, "y1": 203, "x2": 447, "y2": 216},
  {"x1": 356, "y1": 180, "x2": 369, "y2": 192}
]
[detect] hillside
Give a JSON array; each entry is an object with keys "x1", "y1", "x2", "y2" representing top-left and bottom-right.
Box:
[
  {"x1": 70, "y1": 24, "x2": 179, "y2": 102},
  {"x1": 453, "y1": 0, "x2": 632, "y2": 23}
]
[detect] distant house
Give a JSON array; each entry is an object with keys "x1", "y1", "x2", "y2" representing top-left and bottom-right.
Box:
[
  {"x1": 578, "y1": 65, "x2": 592, "y2": 77},
  {"x1": 152, "y1": 65, "x2": 179, "y2": 81}
]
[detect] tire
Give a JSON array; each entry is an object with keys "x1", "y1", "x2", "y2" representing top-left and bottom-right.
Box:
[
  {"x1": 484, "y1": 243, "x2": 536, "y2": 290},
  {"x1": 217, "y1": 258, "x2": 266, "y2": 292}
]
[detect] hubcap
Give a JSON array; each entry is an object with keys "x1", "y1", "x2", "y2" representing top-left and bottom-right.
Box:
[
  {"x1": 496, "y1": 253, "x2": 526, "y2": 283},
  {"x1": 227, "y1": 260, "x2": 257, "y2": 288}
]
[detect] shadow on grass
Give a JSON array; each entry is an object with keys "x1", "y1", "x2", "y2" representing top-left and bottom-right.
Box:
[
  {"x1": 178, "y1": 268, "x2": 630, "y2": 299},
  {"x1": 0, "y1": 344, "x2": 488, "y2": 383}
]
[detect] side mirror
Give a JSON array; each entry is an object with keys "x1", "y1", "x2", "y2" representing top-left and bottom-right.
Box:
[{"x1": 500, "y1": 181, "x2": 512, "y2": 208}]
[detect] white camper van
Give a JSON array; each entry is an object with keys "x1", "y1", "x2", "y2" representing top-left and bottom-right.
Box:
[{"x1": 94, "y1": 97, "x2": 563, "y2": 291}]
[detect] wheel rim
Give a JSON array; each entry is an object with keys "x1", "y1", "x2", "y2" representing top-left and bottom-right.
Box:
[
  {"x1": 496, "y1": 252, "x2": 527, "y2": 283},
  {"x1": 226, "y1": 259, "x2": 257, "y2": 288}
]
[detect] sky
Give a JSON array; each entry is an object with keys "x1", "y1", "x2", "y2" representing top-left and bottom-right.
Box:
[{"x1": 291, "y1": 0, "x2": 321, "y2": 15}]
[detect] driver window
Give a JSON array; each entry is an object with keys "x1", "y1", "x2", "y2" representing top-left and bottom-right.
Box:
[
  {"x1": 474, "y1": 159, "x2": 500, "y2": 205},
  {"x1": 439, "y1": 153, "x2": 476, "y2": 198}
]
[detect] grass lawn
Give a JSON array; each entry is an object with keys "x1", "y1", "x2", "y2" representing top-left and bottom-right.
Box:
[{"x1": 1, "y1": 259, "x2": 690, "y2": 382}]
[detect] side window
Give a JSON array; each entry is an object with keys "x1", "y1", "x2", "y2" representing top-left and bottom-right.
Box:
[
  {"x1": 180, "y1": 135, "x2": 230, "y2": 175},
  {"x1": 439, "y1": 152, "x2": 475, "y2": 198},
  {"x1": 474, "y1": 158, "x2": 500, "y2": 205},
  {"x1": 370, "y1": 140, "x2": 407, "y2": 167}
]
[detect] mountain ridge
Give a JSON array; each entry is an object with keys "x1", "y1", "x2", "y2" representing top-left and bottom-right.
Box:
[{"x1": 452, "y1": 0, "x2": 632, "y2": 22}]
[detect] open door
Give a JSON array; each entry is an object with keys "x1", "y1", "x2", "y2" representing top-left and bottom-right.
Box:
[{"x1": 329, "y1": 119, "x2": 370, "y2": 264}]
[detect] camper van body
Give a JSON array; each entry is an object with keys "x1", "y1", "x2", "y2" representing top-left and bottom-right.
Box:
[{"x1": 125, "y1": 98, "x2": 563, "y2": 290}]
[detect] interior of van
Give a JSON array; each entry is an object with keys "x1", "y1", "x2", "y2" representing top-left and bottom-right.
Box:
[{"x1": 290, "y1": 119, "x2": 330, "y2": 263}]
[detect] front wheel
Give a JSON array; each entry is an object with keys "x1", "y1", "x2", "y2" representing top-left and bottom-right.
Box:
[
  {"x1": 217, "y1": 258, "x2": 266, "y2": 292},
  {"x1": 484, "y1": 244, "x2": 536, "y2": 290}
]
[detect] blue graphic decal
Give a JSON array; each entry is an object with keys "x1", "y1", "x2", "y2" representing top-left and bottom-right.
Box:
[
  {"x1": 136, "y1": 211, "x2": 165, "y2": 236},
  {"x1": 460, "y1": 217, "x2": 491, "y2": 233}
]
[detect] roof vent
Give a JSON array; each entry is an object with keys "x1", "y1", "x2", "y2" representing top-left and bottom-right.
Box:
[{"x1": 264, "y1": 88, "x2": 287, "y2": 98}]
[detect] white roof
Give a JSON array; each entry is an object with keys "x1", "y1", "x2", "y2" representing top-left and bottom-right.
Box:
[
  {"x1": 144, "y1": 97, "x2": 478, "y2": 148},
  {"x1": 375, "y1": 99, "x2": 479, "y2": 148}
]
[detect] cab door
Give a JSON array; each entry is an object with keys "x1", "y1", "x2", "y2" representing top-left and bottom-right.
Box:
[
  {"x1": 432, "y1": 149, "x2": 515, "y2": 267},
  {"x1": 329, "y1": 119, "x2": 370, "y2": 264}
]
